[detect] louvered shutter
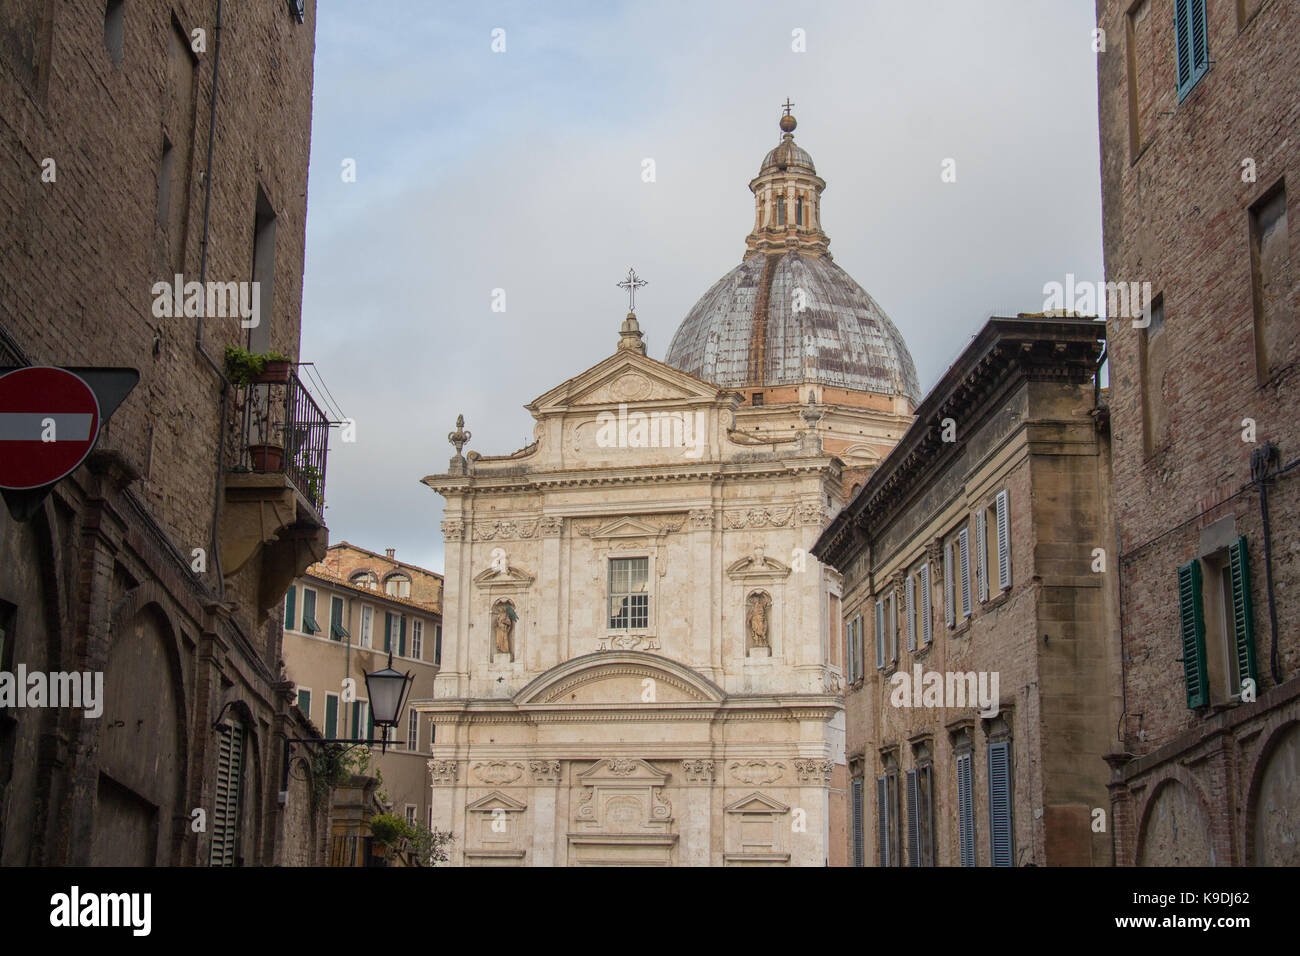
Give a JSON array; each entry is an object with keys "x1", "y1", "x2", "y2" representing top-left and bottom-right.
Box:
[
  {"x1": 844, "y1": 616, "x2": 855, "y2": 681},
  {"x1": 351, "y1": 699, "x2": 361, "y2": 738},
  {"x1": 906, "y1": 769, "x2": 920, "y2": 867},
  {"x1": 284, "y1": 586, "x2": 296, "y2": 630},
  {"x1": 988, "y1": 741, "x2": 1013, "y2": 867},
  {"x1": 1190, "y1": 0, "x2": 1208, "y2": 73},
  {"x1": 888, "y1": 593, "x2": 898, "y2": 662},
  {"x1": 957, "y1": 752, "x2": 975, "y2": 867},
  {"x1": 1177, "y1": 560, "x2": 1209, "y2": 708},
  {"x1": 209, "y1": 720, "x2": 244, "y2": 867},
  {"x1": 876, "y1": 776, "x2": 889, "y2": 866},
  {"x1": 944, "y1": 543, "x2": 955, "y2": 627},
  {"x1": 996, "y1": 490, "x2": 1011, "y2": 591},
  {"x1": 851, "y1": 780, "x2": 865, "y2": 867},
  {"x1": 920, "y1": 564, "x2": 933, "y2": 646},
  {"x1": 905, "y1": 576, "x2": 916, "y2": 652},
  {"x1": 399, "y1": 615, "x2": 407, "y2": 657},
  {"x1": 384, "y1": 612, "x2": 393, "y2": 652},
  {"x1": 975, "y1": 510, "x2": 988, "y2": 603},
  {"x1": 325, "y1": 694, "x2": 338, "y2": 738},
  {"x1": 296, "y1": 688, "x2": 310, "y2": 717},
  {"x1": 366, "y1": 703, "x2": 374, "y2": 740},
  {"x1": 1227, "y1": 537, "x2": 1257, "y2": 696},
  {"x1": 875, "y1": 600, "x2": 885, "y2": 670},
  {"x1": 1174, "y1": 0, "x2": 1192, "y2": 90},
  {"x1": 855, "y1": 616, "x2": 864, "y2": 681},
  {"x1": 958, "y1": 529, "x2": 972, "y2": 618}
]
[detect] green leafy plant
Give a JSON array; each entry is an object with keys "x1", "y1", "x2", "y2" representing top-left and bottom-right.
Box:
[
  {"x1": 310, "y1": 743, "x2": 370, "y2": 803},
  {"x1": 366, "y1": 813, "x2": 455, "y2": 866},
  {"x1": 223, "y1": 345, "x2": 288, "y2": 386}
]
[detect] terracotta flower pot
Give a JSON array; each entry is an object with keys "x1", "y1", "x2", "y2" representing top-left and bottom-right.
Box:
[
  {"x1": 254, "y1": 359, "x2": 292, "y2": 384},
  {"x1": 248, "y1": 443, "x2": 284, "y2": 472}
]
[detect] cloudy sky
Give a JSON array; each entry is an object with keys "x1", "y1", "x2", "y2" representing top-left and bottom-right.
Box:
[{"x1": 299, "y1": 0, "x2": 1104, "y2": 574}]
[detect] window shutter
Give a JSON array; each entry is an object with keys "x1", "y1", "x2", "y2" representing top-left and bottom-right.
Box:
[
  {"x1": 1190, "y1": 0, "x2": 1208, "y2": 72},
  {"x1": 350, "y1": 699, "x2": 361, "y2": 738},
  {"x1": 296, "y1": 688, "x2": 310, "y2": 716},
  {"x1": 944, "y1": 543, "x2": 955, "y2": 627},
  {"x1": 844, "y1": 617, "x2": 854, "y2": 681},
  {"x1": 906, "y1": 769, "x2": 920, "y2": 868},
  {"x1": 325, "y1": 694, "x2": 338, "y2": 739},
  {"x1": 384, "y1": 612, "x2": 393, "y2": 652},
  {"x1": 284, "y1": 586, "x2": 296, "y2": 630},
  {"x1": 958, "y1": 529, "x2": 972, "y2": 618},
  {"x1": 905, "y1": 576, "x2": 916, "y2": 652},
  {"x1": 366, "y1": 703, "x2": 374, "y2": 740},
  {"x1": 975, "y1": 510, "x2": 988, "y2": 603},
  {"x1": 888, "y1": 593, "x2": 898, "y2": 662},
  {"x1": 209, "y1": 720, "x2": 243, "y2": 867},
  {"x1": 920, "y1": 563, "x2": 933, "y2": 646},
  {"x1": 1227, "y1": 537, "x2": 1258, "y2": 695},
  {"x1": 854, "y1": 615, "x2": 864, "y2": 681},
  {"x1": 988, "y1": 742, "x2": 1014, "y2": 867},
  {"x1": 995, "y1": 490, "x2": 1011, "y2": 591},
  {"x1": 399, "y1": 615, "x2": 407, "y2": 657},
  {"x1": 1174, "y1": 0, "x2": 1192, "y2": 90},
  {"x1": 876, "y1": 776, "x2": 889, "y2": 867},
  {"x1": 851, "y1": 779, "x2": 865, "y2": 867},
  {"x1": 957, "y1": 752, "x2": 975, "y2": 867},
  {"x1": 875, "y1": 600, "x2": 885, "y2": 670},
  {"x1": 1177, "y1": 560, "x2": 1209, "y2": 708}
]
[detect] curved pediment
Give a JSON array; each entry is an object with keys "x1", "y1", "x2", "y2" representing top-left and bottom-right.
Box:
[{"x1": 514, "y1": 652, "x2": 725, "y2": 706}]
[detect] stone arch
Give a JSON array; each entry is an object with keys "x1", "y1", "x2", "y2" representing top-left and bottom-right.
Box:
[
  {"x1": 92, "y1": 600, "x2": 189, "y2": 865},
  {"x1": 1134, "y1": 771, "x2": 1214, "y2": 867},
  {"x1": 515, "y1": 652, "x2": 726, "y2": 707},
  {"x1": 1245, "y1": 719, "x2": 1300, "y2": 866}
]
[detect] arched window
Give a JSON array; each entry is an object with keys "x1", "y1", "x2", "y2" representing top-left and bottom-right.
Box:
[
  {"x1": 796, "y1": 196, "x2": 804, "y2": 225},
  {"x1": 350, "y1": 570, "x2": 379, "y2": 591},
  {"x1": 384, "y1": 573, "x2": 411, "y2": 599},
  {"x1": 775, "y1": 196, "x2": 786, "y2": 226}
]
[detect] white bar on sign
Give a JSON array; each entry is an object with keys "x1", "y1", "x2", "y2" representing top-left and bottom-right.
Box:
[{"x1": 0, "y1": 412, "x2": 94, "y2": 441}]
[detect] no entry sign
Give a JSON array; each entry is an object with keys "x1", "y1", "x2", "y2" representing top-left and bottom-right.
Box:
[{"x1": 0, "y1": 366, "x2": 102, "y2": 490}]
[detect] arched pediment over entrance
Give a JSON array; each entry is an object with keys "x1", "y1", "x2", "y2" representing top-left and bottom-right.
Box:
[{"x1": 513, "y1": 652, "x2": 725, "y2": 707}]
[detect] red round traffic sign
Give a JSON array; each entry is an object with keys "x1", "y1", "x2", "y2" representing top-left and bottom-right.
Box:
[{"x1": 0, "y1": 367, "x2": 102, "y2": 490}]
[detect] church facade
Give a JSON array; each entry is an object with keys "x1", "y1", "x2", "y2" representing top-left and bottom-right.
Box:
[{"x1": 420, "y1": 111, "x2": 919, "y2": 865}]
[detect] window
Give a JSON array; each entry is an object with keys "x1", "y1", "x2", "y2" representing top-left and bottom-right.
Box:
[
  {"x1": 405, "y1": 805, "x2": 417, "y2": 827},
  {"x1": 284, "y1": 585, "x2": 296, "y2": 631},
  {"x1": 1124, "y1": 0, "x2": 1158, "y2": 158},
  {"x1": 752, "y1": 392, "x2": 764, "y2": 406},
  {"x1": 359, "y1": 605, "x2": 373, "y2": 648},
  {"x1": 906, "y1": 764, "x2": 934, "y2": 867},
  {"x1": 956, "y1": 751, "x2": 976, "y2": 866},
  {"x1": 249, "y1": 186, "x2": 276, "y2": 352},
  {"x1": 384, "y1": 612, "x2": 401, "y2": 652},
  {"x1": 408, "y1": 708, "x2": 419, "y2": 752},
  {"x1": 1250, "y1": 183, "x2": 1295, "y2": 382},
  {"x1": 609, "y1": 557, "x2": 649, "y2": 629},
  {"x1": 944, "y1": 542, "x2": 956, "y2": 628},
  {"x1": 296, "y1": 688, "x2": 311, "y2": 719},
  {"x1": 324, "y1": 694, "x2": 339, "y2": 739},
  {"x1": 874, "y1": 599, "x2": 886, "y2": 670},
  {"x1": 852, "y1": 615, "x2": 863, "y2": 682},
  {"x1": 351, "y1": 699, "x2": 367, "y2": 740},
  {"x1": 384, "y1": 573, "x2": 411, "y2": 599},
  {"x1": 104, "y1": 0, "x2": 124, "y2": 67},
  {"x1": 411, "y1": 619, "x2": 423, "y2": 660},
  {"x1": 918, "y1": 563, "x2": 933, "y2": 646},
  {"x1": 1174, "y1": 0, "x2": 1209, "y2": 101},
  {"x1": 351, "y1": 570, "x2": 379, "y2": 590},
  {"x1": 796, "y1": 196, "x2": 804, "y2": 226},
  {"x1": 829, "y1": 593, "x2": 842, "y2": 670},
  {"x1": 209, "y1": 719, "x2": 245, "y2": 866},
  {"x1": 301, "y1": 588, "x2": 319, "y2": 635},
  {"x1": 429, "y1": 721, "x2": 436, "y2": 749},
  {"x1": 851, "y1": 778, "x2": 865, "y2": 867},
  {"x1": 843, "y1": 613, "x2": 854, "y2": 680},
  {"x1": 1179, "y1": 538, "x2": 1258, "y2": 707},
  {"x1": 1140, "y1": 294, "x2": 1169, "y2": 455},
  {"x1": 887, "y1": 592, "x2": 898, "y2": 664},
  {"x1": 977, "y1": 491, "x2": 1011, "y2": 601},
  {"x1": 434, "y1": 623, "x2": 442, "y2": 665},
  {"x1": 905, "y1": 575, "x2": 916, "y2": 652},
  {"x1": 975, "y1": 509, "x2": 989, "y2": 604},
  {"x1": 775, "y1": 195, "x2": 786, "y2": 226},
  {"x1": 877, "y1": 771, "x2": 899, "y2": 867},
  {"x1": 329, "y1": 595, "x2": 346, "y2": 641},
  {"x1": 958, "y1": 529, "x2": 972, "y2": 620},
  {"x1": 988, "y1": 741, "x2": 1014, "y2": 867}
]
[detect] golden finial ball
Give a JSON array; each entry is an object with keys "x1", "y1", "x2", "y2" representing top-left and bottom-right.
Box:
[{"x1": 779, "y1": 114, "x2": 797, "y2": 133}]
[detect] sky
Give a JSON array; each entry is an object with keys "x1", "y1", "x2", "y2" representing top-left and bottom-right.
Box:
[{"x1": 299, "y1": 0, "x2": 1105, "y2": 575}]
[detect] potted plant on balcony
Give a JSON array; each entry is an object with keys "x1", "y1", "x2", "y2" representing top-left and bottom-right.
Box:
[{"x1": 223, "y1": 345, "x2": 291, "y2": 385}]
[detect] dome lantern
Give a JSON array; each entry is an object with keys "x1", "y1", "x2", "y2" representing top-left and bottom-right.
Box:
[{"x1": 745, "y1": 102, "x2": 830, "y2": 258}]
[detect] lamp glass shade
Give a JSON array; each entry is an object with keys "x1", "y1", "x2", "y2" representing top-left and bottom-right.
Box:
[{"x1": 365, "y1": 661, "x2": 410, "y2": 727}]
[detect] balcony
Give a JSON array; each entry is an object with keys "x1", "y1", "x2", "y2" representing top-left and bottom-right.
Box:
[{"x1": 220, "y1": 366, "x2": 330, "y2": 615}]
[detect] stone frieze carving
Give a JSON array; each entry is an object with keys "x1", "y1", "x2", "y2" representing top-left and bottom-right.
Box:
[
  {"x1": 689, "y1": 508, "x2": 713, "y2": 530},
  {"x1": 539, "y1": 515, "x2": 564, "y2": 536},
  {"x1": 794, "y1": 758, "x2": 835, "y2": 785},
  {"x1": 597, "y1": 633, "x2": 662, "y2": 652},
  {"x1": 681, "y1": 759, "x2": 716, "y2": 783},
  {"x1": 474, "y1": 518, "x2": 539, "y2": 541},
  {"x1": 472, "y1": 760, "x2": 525, "y2": 786},
  {"x1": 797, "y1": 501, "x2": 826, "y2": 525},
  {"x1": 428, "y1": 759, "x2": 459, "y2": 786},
  {"x1": 724, "y1": 506, "x2": 794, "y2": 529},
  {"x1": 441, "y1": 518, "x2": 465, "y2": 542},
  {"x1": 574, "y1": 514, "x2": 686, "y2": 536},
  {"x1": 529, "y1": 759, "x2": 561, "y2": 784},
  {"x1": 729, "y1": 760, "x2": 785, "y2": 785},
  {"x1": 607, "y1": 759, "x2": 639, "y2": 776}
]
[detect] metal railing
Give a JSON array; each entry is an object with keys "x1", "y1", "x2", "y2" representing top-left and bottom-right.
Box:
[{"x1": 232, "y1": 368, "x2": 328, "y2": 513}]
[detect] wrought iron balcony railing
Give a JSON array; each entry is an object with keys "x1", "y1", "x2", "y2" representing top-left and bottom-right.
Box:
[{"x1": 231, "y1": 368, "x2": 328, "y2": 514}]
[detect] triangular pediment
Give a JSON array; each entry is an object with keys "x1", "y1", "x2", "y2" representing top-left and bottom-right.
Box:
[
  {"x1": 581, "y1": 516, "x2": 667, "y2": 539},
  {"x1": 472, "y1": 564, "x2": 535, "y2": 587},
  {"x1": 528, "y1": 351, "x2": 721, "y2": 412},
  {"x1": 466, "y1": 790, "x2": 528, "y2": 813},
  {"x1": 725, "y1": 550, "x2": 792, "y2": 580},
  {"x1": 724, "y1": 791, "x2": 790, "y2": 814},
  {"x1": 577, "y1": 758, "x2": 670, "y2": 786}
]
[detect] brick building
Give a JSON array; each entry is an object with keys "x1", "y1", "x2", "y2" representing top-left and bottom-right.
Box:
[
  {"x1": 1096, "y1": 0, "x2": 1300, "y2": 864},
  {"x1": 0, "y1": 0, "x2": 334, "y2": 864},
  {"x1": 814, "y1": 315, "x2": 1114, "y2": 866}
]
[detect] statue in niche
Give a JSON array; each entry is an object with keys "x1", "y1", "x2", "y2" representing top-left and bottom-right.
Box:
[
  {"x1": 746, "y1": 591, "x2": 772, "y2": 652},
  {"x1": 492, "y1": 600, "x2": 517, "y2": 661}
]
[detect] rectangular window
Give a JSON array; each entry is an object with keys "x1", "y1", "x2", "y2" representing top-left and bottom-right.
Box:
[
  {"x1": 609, "y1": 557, "x2": 649, "y2": 629},
  {"x1": 888, "y1": 592, "x2": 898, "y2": 663},
  {"x1": 1124, "y1": 0, "x2": 1157, "y2": 159},
  {"x1": 1140, "y1": 294, "x2": 1169, "y2": 455},
  {"x1": 330, "y1": 595, "x2": 345, "y2": 641},
  {"x1": 752, "y1": 392, "x2": 764, "y2": 406},
  {"x1": 1174, "y1": 0, "x2": 1209, "y2": 101},
  {"x1": 354, "y1": 700, "x2": 369, "y2": 740},
  {"x1": 1250, "y1": 183, "x2": 1295, "y2": 382},
  {"x1": 408, "y1": 708, "x2": 419, "y2": 752},
  {"x1": 916, "y1": 763, "x2": 934, "y2": 866},
  {"x1": 324, "y1": 693, "x2": 339, "y2": 739},
  {"x1": 875, "y1": 599, "x2": 885, "y2": 670},
  {"x1": 296, "y1": 688, "x2": 311, "y2": 719},
  {"x1": 249, "y1": 186, "x2": 276, "y2": 353},
  {"x1": 434, "y1": 624, "x2": 443, "y2": 665},
  {"x1": 829, "y1": 593, "x2": 842, "y2": 670},
  {"x1": 851, "y1": 778, "x2": 865, "y2": 867},
  {"x1": 360, "y1": 605, "x2": 373, "y2": 648},
  {"x1": 411, "y1": 619, "x2": 423, "y2": 660},
  {"x1": 956, "y1": 752, "x2": 976, "y2": 866},
  {"x1": 853, "y1": 615, "x2": 863, "y2": 682},
  {"x1": 906, "y1": 769, "x2": 921, "y2": 867},
  {"x1": 405, "y1": 805, "x2": 417, "y2": 827},
  {"x1": 988, "y1": 741, "x2": 1014, "y2": 867},
  {"x1": 284, "y1": 585, "x2": 296, "y2": 631},
  {"x1": 301, "y1": 589, "x2": 319, "y2": 635}
]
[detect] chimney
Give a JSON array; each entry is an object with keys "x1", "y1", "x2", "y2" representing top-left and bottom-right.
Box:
[{"x1": 385, "y1": 548, "x2": 396, "y2": 559}]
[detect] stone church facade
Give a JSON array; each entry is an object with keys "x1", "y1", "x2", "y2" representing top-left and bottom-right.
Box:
[{"x1": 420, "y1": 111, "x2": 920, "y2": 865}]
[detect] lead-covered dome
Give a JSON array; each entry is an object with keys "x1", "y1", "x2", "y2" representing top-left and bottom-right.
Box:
[{"x1": 664, "y1": 110, "x2": 921, "y2": 403}]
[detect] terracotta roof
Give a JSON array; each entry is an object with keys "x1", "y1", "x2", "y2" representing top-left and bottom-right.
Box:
[{"x1": 302, "y1": 567, "x2": 441, "y2": 615}]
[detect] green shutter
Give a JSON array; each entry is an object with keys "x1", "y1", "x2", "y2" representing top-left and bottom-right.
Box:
[
  {"x1": 351, "y1": 699, "x2": 361, "y2": 739},
  {"x1": 399, "y1": 615, "x2": 407, "y2": 657},
  {"x1": 284, "y1": 586, "x2": 296, "y2": 630},
  {"x1": 384, "y1": 612, "x2": 392, "y2": 652},
  {"x1": 1227, "y1": 537, "x2": 1257, "y2": 696},
  {"x1": 325, "y1": 695, "x2": 338, "y2": 738},
  {"x1": 296, "y1": 688, "x2": 310, "y2": 717},
  {"x1": 366, "y1": 703, "x2": 374, "y2": 740},
  {"x1": 1178, "y1": 560, "x2": 1209, "y2": 708}
]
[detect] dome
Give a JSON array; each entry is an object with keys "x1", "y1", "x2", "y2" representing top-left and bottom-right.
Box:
[
  {"x1": 663, "y1": 108, "x2": 920, "y2": 403},
  {"x1": 665, "y1": 251, "x2": 921, "y2": 402}
]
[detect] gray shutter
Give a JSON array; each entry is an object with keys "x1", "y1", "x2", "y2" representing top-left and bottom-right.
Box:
[
  {"x1": 888, "y1": 593, "x2": 897, "y2": 662},
  {"x1": 1227, "y1": 537, "x2": 1257, "y2": 695},
  {"x1": 209, "y1": 720, "x2": 244, "y2": 867},
  {"x1": 905, "y1": 575, "x2": 916, "y2": 652},
  {"x1": 851, "y1": 779, "x2": 865, "y2": 867},
  {"x1": 957, "y1": 752, "x2": 975, "y2": 866},
  {"x1": 958, "y1": 529, "x2": 972, "y2": 618},
  {"x1": 988, "y1": 741, "x2": 1013, "y2": 867},
  {"x1": 875, "y1": 600, "x2": 885, "y2": 670},
  {"x1": 920, "y1": 563, "x2": 933, "y2": 646},
  {"x1": 854, "y1": 615, "x2": 864, "y2": 681},
  {"x1": 975, "y1": 509, "x2": 988, "y2": 603},
  {"x1": 876, "y1": 776, "x2": 889, "y2": 866},
  {"x1": 844, "y1": 616, "x2": 854, "y2": 681},
  {"x1": 996, "y1": 489, "x2": 1011, "y2": 591},
  {"x1": 944, "y1": 543, "x2": 955, "y2": 627},
  {"x1": 906, "y1": 769, "x2": 920, "y2": 867}
]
